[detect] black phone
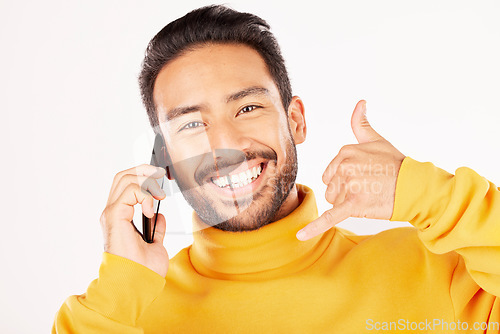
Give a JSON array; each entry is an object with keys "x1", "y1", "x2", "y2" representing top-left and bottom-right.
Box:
[{"x1": 142, "y1": 132, "x2": 170, "y2": 243}]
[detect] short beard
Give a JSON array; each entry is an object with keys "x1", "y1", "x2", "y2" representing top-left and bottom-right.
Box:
[{"x1": 174, "y1": 134, "x2": 298, "y2": 232}]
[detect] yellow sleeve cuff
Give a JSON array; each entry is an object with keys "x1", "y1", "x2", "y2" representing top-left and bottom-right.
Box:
[
  {"x1": 390, "y1": 156, "x2": 454, "y2": 231},
  {"x1": 81, "y1": 252, "x2": 166, "y2": 326}
]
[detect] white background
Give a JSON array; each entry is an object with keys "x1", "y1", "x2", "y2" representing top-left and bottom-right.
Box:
[{"x1": 1, "y1": 0, "x2": 499, "y2": 332}]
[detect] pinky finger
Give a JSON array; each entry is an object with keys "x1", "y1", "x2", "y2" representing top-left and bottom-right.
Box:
[{"x1": 332, "y1": 183, "x2": 347, "y2": 207}]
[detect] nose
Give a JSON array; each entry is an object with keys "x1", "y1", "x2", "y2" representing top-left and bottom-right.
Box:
[{"x1": 207, "y1": 121, "x2": 253, "y2": 160}]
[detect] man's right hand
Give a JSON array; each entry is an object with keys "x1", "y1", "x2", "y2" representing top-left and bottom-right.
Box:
[{"x1": 100, "y1": 164, "x2": 169, "y2": 277}]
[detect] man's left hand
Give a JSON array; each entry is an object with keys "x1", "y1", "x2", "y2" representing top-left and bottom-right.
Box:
[{"x1": 296, "y1": 100, "x2": 406, "y2": 241}]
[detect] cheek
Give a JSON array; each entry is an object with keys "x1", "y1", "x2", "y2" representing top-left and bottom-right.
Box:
[
  {"x1": 167, "y1": 136, "x2": 213, "y2": 166},
  {"x1": 253, "y1": 113, "x2": 291, "y2": 150},
  {"x1": 166, "y1": 146, "x2": 209, "y2": 183}
]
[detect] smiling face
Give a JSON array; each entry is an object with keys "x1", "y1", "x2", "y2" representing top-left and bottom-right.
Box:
[{"x1": 153, "y1": 43, "x2": 306, "y2": 231}]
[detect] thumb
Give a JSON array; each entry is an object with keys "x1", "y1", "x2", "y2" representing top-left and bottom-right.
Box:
[
  {"x1": 351, "y1": 100, "x2": 383, "y2": 144},
  {"x1": 153, "y1": 213, "x2": 167, "y2": 244},
  {"x1": 296, "y1": 201, "x2": 351, "y2": 241}
]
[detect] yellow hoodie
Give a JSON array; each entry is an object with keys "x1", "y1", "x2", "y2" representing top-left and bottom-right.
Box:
[{"x1": 52, "y1": 157, "x2": 500, "y2": 333}]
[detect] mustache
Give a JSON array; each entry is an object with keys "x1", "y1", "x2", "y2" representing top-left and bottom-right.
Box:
[{"x1": 194, "y1": 149, "x2": 277, "y2": 185}]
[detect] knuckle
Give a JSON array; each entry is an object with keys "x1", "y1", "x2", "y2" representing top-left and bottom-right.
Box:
[
  {"x1": 120, "y1": 183, "x2": 139, "y2": 199},
  {"x1": 326, "y1": 180, "x2": 339, "y2": 194},
  {"x1": 125, "y1": 182, "x2": 140, "y2": 192},
  {"x1": 323, "y1": 210, "x2": 335, "y2": 225},
  {"x1": 325, "y1": 194, "x2": 336, "y2": 205},
  {"x1": 322, "y1": 172, "x2": 329, "y2": 183},
  {"x1": 122, "y1": 174, "x2": 137, "y2": 183},
  {"x1": 343, "y1": 175, "x2": 353, "y2": 185},
  {"x1": 115, "y1": 173, "x2": 132, "y2": 189},
  {"x1": 339, "y1": 144, "x2": 355, "y2": 155},
  {"x1": 325, "y1": 184, "x2": 334, "y2": 196},
  {"x1": 338, "y1": 159, "x2": 354, "y2": 175},
  {"x1": 113, "y1": 171, "x2": 123, "y2": 183},
  {"x1": 323, "y1": 168, "x2": 334, "y2": 183},
  {"x1": 325, "y1": 191, "x2": 333, "y2": 203},
  {"x1": 100, "y1": 208, "x2": 111, "y2": 228}
]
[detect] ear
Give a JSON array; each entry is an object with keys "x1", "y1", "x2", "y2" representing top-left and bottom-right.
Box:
[
  {"x1": 287, "y1": 96, "x2": 307, "y2": 145},
  {"x1": 163, "y1": 145, "x2": 175, "y2": 181},
  {"x1": 157, "y1": 130, "x2": 175, "y2": 181},
  {"x1": 165, "y1": 157, "x2": 174, "y2": 180}
]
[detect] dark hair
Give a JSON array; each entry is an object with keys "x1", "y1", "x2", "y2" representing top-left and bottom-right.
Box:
[{"x1": 138, "y1": 5, "x2": 292, "y2": 132}]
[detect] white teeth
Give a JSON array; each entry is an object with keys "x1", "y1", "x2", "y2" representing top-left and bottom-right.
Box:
[
  {"x1": 211, "y1": 163, "x2": 263, "y2": 188},
  {"x1": 238, "y1": 172, "x2": 246, "y2": 182}
]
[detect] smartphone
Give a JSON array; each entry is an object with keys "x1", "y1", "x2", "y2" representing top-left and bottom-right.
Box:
[{"x1": 142, "y1": 132, "x2": 170, "y2": 243}]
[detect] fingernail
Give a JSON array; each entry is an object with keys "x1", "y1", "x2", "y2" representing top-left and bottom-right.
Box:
[
  {"x1": 159, "y1": 188, "x2": 166, "y2": 196},
  {"x1": 296, "y1": 230, "x2": 306, "y2": 241}
]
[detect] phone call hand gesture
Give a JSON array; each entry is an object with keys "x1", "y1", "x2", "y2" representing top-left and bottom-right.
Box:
[
  {"x1": 100, "y1": 164, "x2": 169, "y2": 277},
  {"x1": 297, "y1": 100, "x2": 406, "y2": 241}
]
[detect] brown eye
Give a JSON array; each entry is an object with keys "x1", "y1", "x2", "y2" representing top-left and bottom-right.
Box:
[{"x1": 237, "y1": 105, "x2": 259, "y2": 116}]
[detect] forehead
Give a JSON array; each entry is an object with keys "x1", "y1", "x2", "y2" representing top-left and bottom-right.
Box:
[{"x1": 153, "y1": 43, "x2": 280, "y2": 117}]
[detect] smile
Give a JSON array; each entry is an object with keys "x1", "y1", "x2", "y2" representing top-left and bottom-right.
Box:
[{"x1": 211, "y1": 163, "x2": 263, "y2": 188}]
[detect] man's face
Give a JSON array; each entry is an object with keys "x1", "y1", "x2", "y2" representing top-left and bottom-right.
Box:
[{"x1": 153, "y1": 43, "x2": 303, "y2": 232}]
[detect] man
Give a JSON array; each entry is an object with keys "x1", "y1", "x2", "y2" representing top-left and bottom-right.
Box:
[{"x1": 53, "y1": 5, "x2": 500, "y2": 333}]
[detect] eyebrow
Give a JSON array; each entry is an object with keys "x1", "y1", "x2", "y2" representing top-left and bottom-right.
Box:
[
  {"x1": 163, "y1": 86, "x2": 271, "y2": 122},
  {"x1": 225, "y1": 86, "x2": 270, "y2": 103},
  {"x1": 164, "y1": 105, "x2": 202, "y2": 122}
]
